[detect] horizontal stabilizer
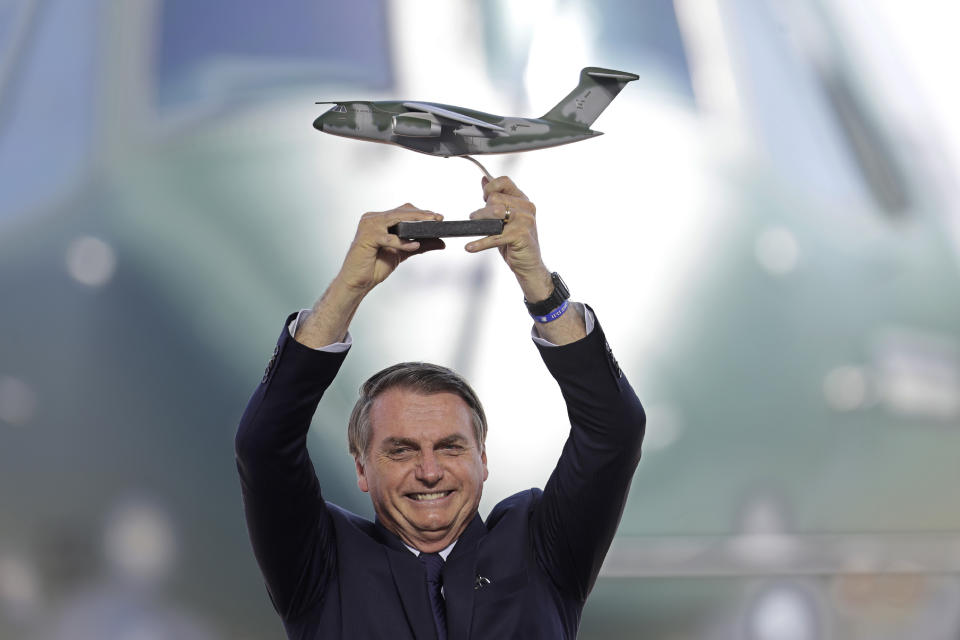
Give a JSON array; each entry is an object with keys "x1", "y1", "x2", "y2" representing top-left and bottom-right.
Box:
[
  {"x1": 585, "y1": 69, "x2": 639, "y2": 81},
  {"x1": 542, "y1": 66, "x2": 638, "y2": 128}
]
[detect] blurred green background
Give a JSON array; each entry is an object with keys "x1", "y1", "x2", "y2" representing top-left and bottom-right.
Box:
[{"x1": 2, "y1": 0, "x2": 959, "y2": 638}]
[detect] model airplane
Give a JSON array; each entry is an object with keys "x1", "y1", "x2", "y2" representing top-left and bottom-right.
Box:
[
  {"x1": 314, "y1": 66, "x2": 638, "y2": 239},
  {"x1": 314, "y1": 66, "x2": 638, "y2": 158}
]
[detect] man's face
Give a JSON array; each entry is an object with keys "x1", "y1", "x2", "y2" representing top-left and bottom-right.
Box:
[{"x1": 355, "y1": 388, "x2": 488, "y2": 553}]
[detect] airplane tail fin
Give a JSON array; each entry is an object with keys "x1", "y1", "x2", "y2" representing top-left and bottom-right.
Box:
[{"x1": 541, "y1": 67, "x2": 638, "y2": 128}]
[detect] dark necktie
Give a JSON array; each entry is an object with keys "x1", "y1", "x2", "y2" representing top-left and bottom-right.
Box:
[{"x1": 418, "y1": 552, "x2": 447, "y2": 640}]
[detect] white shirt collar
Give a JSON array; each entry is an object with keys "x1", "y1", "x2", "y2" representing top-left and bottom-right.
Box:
[{"x1": 406, "y1": 540, "x2": 456, "y2": 561}]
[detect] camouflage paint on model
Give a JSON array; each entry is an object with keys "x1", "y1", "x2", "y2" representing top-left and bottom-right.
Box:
[{"x1": 313, "y1": 67, "x2": 638, "y2": 157}]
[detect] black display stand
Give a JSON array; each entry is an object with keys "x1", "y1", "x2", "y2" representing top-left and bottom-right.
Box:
[{"x1": 388, "y1": 219, "x2": 504, "y2": 239}]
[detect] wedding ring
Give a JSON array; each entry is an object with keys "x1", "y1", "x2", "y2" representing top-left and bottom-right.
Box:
[{"x1": 504, "y1": 207, "x2": 512, "y2": 223}]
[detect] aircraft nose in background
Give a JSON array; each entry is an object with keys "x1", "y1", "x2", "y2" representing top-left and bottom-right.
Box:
[{"x1": 313, "y1": 113, "x2": 327, "y2": 132}]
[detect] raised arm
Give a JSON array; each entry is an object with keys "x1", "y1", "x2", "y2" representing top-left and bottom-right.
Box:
[
  {"x1": 532, "y1": 322, "x2": 645, "y2": 601},
  {"x1": 296, "y1": 204, "x2": 445, "y2": 347},
  {"x1": 466, "y1": 176, "x2": 586, "y2": 345},
  {"x1": 235, "y1": 203, "x2": 445, "y2": 619},
  {"x1": 466, "y1": 176, "x2": 645, "y2": 599}
]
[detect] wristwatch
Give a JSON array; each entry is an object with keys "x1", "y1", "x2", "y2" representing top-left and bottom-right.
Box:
[{"x1": 524, "y1": 272, "x2": 570, "y2": 317}]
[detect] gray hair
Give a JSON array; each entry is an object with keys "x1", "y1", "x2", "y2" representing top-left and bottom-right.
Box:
[{"x1": 348, "y1": 362, "x2": 487, "y2": 461}]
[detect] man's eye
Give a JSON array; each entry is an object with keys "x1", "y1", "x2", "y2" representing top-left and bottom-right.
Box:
[
  {"x1": 389, "y1": 447, "x2": 412, "y2": 457},
  {"x1": 440, "y1": 444, "x2": 464, "y2": 453}
]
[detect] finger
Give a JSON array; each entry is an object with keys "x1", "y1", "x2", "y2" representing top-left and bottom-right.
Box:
[
  {"x1": 468, "y1": 204, "x2": 499, "y2": 220},
  {"x1": 375, "y1": 232, "x2": 422, "y2": 253},
  {"x1": 486, "y1": 192, "x2": 534, "y2": 216},
  {"x1": 387, "y1": 207, "x2": 444, "y2": 223},
  {"x1": 395, "y1": 239, "x2": 445, "y2": 269},
  {"x1": 393, "y1": 202, "x2": 434, "y2": 212},
  {"x1": 464, "y1": 234, "x2": 508, "y2": 254},
  {"x1": 365, "y1": 205, "x2": 443, "y2": 220},
  {"x1": 358, "y1": 209, "x2": 443, "y2": 229},
  {"x1": 483, "y1": 176, "x2": 526, "y2": 201},
  {"x1": 361, "y1": 210, "x2": 443, "y2": 237}
]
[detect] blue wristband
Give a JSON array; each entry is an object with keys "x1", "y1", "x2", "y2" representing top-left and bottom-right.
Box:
[{"x1": 532, "y1": 299, "x2": 569, "y2": 323}]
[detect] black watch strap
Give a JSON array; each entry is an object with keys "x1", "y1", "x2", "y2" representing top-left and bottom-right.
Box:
[{"x1": 524, "y1": 272, "x2": 570, "y2": 317}]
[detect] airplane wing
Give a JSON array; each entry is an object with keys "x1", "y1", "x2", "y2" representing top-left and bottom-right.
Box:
[{"x1": 402, "y1": 102, "x2": 506, "y2": 132}]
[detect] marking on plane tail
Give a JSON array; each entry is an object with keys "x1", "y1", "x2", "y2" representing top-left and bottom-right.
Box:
[{"x1": 575, "y1": 90, "x2": 592, "y2": 111}]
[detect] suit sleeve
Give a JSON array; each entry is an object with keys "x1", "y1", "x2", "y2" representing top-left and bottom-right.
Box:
[
  {"x1": 530, "y1": 308, "x2": 646, "y2": 601},
  {"x1": 234, "y1": 313, "x2": 347, "y2": 620}
]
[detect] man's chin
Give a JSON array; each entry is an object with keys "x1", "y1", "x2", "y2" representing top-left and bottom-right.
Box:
[
  {"x1": 398, "y1": 516, "x2": 461, "y2": 546},
  {"x1": 409, "y1": 519, "x2": 456, "y2": 539}
]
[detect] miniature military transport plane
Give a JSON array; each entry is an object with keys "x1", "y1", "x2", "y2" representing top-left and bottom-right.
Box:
[
  {"x1": 314, "y1": 66, "x2": 637, "y2": 239},
  {"x1": 313, "y1": 66, "x2": 638, "y2": 158}
]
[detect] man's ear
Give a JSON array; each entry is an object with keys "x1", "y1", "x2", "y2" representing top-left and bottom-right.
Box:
[
  {"x1": 355, "y1": 457, "x2": 369, "y2": 493},
  {"x1": 481, "y1": 447, "x2": 489, "y2": 482}
]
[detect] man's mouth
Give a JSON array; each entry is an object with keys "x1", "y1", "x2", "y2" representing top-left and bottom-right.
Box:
[{"x1": 408, "y1": 490, "x2": 453, "y2": 501}]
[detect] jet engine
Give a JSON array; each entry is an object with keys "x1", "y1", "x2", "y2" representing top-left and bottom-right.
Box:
[{"x1": 392, "y1": 112, "x2": 441, "y2": 137}]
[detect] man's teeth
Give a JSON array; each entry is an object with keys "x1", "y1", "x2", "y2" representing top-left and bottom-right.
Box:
[{"x1": 411, "y1": 491, "x2": 450, "y2": 501}]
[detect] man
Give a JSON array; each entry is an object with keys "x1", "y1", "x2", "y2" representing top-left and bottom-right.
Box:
[{"x1": 235, "y1": 176, "x2": 645, "y2": 639}]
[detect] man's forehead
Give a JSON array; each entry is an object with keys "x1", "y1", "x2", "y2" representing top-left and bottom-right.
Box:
[
  {"x1": 369, "y1": 389, "x2": 475, "y2": 438},
  {"x1": 371, "y1": 387, "x2": 470, "y2": 414}
]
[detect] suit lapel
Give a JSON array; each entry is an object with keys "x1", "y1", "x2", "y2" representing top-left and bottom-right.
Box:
[
  {"x1": 375, "y1": 515, "x2": 488, "y2": 640},
  {"x1": 376, "y1": 520, "x2": 438, "y2": 640},
  {"x1": 443, "y1": 515, "x2": 486, "y2": 640}
]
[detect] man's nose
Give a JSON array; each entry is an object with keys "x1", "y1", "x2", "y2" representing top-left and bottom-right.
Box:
[{"x1": 415, "y1": 450, "x2": 443, "y2": 484}]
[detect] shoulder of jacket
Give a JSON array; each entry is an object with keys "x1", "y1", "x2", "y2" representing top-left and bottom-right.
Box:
[
  {"x1": 485, "y1": 488, "x2": 542, "y2": 529},
  {"x1": 326, "y1": 502, "x2": 377, "y2": 535}
]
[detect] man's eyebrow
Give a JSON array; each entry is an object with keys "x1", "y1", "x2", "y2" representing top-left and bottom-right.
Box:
[
  {"x1": 436, "y1": 434, "x2": 470, "y2": 447},
  {"x1": 381, "y1": 437, "x2": 419, "y2": 449}
]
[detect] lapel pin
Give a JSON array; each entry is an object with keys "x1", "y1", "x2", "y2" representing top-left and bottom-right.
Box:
[{"x1": 474, "y1": 575, "x2": 491, "y2": 590}]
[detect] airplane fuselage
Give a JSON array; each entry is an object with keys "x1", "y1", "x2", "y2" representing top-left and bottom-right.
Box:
[
  {"x1": 315, "y1": 101, "x2": 601, "y2": 157},
  {"x1": 313, "y1": 67, "x2": 638, "y2": 158}
]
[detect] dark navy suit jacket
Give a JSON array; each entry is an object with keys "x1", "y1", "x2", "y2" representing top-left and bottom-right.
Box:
[{"x1": 235, "y1": 311, "x2": 645, "y2": 639}]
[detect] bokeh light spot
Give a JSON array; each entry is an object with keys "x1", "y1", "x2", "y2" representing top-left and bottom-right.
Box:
[
  {"x1": 823, "y1": 365, "x2": 869, "y2": 412},
  {"x1": 0, "y1": 376, "x2": 37, "y2": 426},
  {"x1": 0, "y1": 554, "x2": 41, "y2": 615},
  {"x1": 104, "y1": 500, "x2": 176, "y2": 585},
  {"x1": 747, "y1": 586, "x2": 820, "y2": 640},
  {"x1": 755, "y1": 226, "x2": 799, "y2": 275},
  {"x1": 66, "y1": 235, "x2": 117, "y2": 287}
]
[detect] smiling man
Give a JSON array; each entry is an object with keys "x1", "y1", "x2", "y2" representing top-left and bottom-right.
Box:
[
  {"x1": 353, "y1": 374, "x2": 489, "y2": 555},
  {"x1": 235, "y1": 177, "x2": 645, "y2": 639}
]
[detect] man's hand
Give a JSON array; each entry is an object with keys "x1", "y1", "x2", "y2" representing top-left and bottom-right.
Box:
[
  {"x1": 295, "y1": 204, "x2": 445, "y2": 348},
  {"x1": 465, "y1": 177, "x2": 554, "y2": 301},
  {"x1": 465, "y1": 177, "x2": 585, "y2": 345},
  {"x1": 339, "y1": 204, "x2": 445, "y2": 293}
]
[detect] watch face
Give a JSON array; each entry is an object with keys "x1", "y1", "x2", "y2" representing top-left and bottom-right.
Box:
[
  {"x1": 526, "y1": 272, "x2": 571, "y2": 316},
  {"x1": 552, "y1": 272, "x2": 570, "y2": 299}
]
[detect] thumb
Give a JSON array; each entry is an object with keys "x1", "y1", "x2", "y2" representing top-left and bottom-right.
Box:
[{"x1": 410, "y1": 238, "x2": 446, "y2": 255}]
